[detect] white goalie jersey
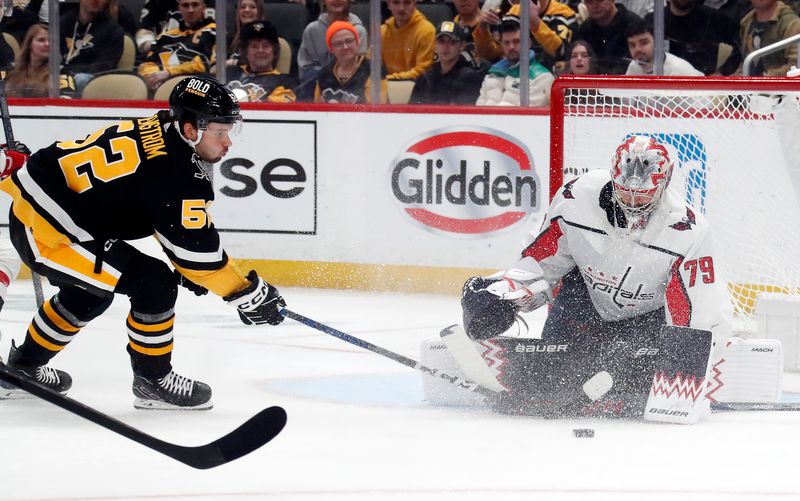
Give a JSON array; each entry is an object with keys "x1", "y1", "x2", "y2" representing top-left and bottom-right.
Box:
[{"x1": 523, "y1": 169, "x2": 733, "y2": 344}]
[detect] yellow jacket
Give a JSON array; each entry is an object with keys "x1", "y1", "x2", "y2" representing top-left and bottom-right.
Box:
[
  {"x1": 473, "y1": 0, "x2": 577, "y2": 63},
  {"x1": 381, "y1": 9, "x2": 435, "y2": 80}
]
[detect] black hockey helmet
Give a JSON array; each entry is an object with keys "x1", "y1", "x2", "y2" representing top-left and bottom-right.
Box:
[{"x1": 169, "y1": 76, "x2": 241, "y2": 130}]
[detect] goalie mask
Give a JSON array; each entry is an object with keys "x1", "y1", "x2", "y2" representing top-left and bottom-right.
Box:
[{"x1": 611, "y1": 135, "x2": 673, "y2": 217}]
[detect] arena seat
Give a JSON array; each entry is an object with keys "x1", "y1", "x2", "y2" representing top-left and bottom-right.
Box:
[
  {"x1": 263, "y1": 3, "x2": 308, "y2": 50},
  {"x1": 387, "y1": 80, "x2": 415, "y2": 104},
  {"x1": 277, "y1": 37, "x2": 292, "y2": 75},
  {"x1": 416, "y1": 3, "x2": 455, "y2": 30},
  {"x1": 153, "y1": 75, "x2": 186, "y2": 101},
  {"x1": 117, "y1": 35, "x2": 136, "y2": 71},
  {"x1": 82, "y1": 73, "x2": 148, "y2": 100},
  {"x1": 3, "y1": 32, "x2": 19, "y2": 60}
]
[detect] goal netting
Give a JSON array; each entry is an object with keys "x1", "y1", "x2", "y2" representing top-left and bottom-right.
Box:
[{"x1": 550, "y1": 76, "x2": 800, "y2": 334}]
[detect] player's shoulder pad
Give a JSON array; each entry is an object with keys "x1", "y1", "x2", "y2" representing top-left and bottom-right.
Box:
[
  {"x1": 554, "y1": 169, "x2": 607, "y2": 202},
  {"x1": 661, "y1": 190, "x2": 710, "y2": 234}
]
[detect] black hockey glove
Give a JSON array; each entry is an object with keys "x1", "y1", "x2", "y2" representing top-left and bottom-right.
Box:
[
  {"x1": 224, "y1": 270, "x2": 286, "y2": 326},
  {"x1": 461, "y1": 276, "x2": 516, "y2": 340},
  {"x1": 7, "y1": 141, "x2": 31, "y2": 156},
  {"x1": 174, "y1": 270, "x2": 208, "y2": 296}
]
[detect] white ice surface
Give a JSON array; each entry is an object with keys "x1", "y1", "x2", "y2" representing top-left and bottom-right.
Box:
[{"x1": 2, "y1": 280, "x2": 800, "y2": 501}]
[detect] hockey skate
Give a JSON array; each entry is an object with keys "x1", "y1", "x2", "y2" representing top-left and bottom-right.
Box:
[
  {"x1": 132, "y1": 371, "x2": 213, "y2": 410},
  {"x1": 0, "y1": 340, "x2": 72, "y2": 399}
]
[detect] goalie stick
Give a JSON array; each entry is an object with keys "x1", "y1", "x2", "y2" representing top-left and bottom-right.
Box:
[
  {"x1": 0, "y1": 77, "x2": 44, "y2": 307},
  {"x1": 280, "y1": 309, "x2": 497, "y2": 398},
  {"x1": 282, "y1": 309, "x2": 800, "y2": 414},
  {"x1": 0, "y1": 364, "x2": 287, "y2": 469}
]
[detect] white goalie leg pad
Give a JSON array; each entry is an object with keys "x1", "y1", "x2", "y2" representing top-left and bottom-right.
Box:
[
  {"x1": 419, "y1": 338, "x2": 485, "y2": 407},
  {"x1": 756, "y1": 293, "x2": 800, "y2": 371},
  {"x1": 705, "y1": 337, "x2": 783, "y2": 403},
  {"x1": 644, "y1": 326, "x2": 713, "y2": 425},
  {"x1": 439, "y1": 324, "x2": 506, "y2": 393}
]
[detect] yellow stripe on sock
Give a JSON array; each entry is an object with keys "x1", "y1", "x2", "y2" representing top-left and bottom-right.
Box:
[
  {"x1": 126, "y1": 314, "x2": 174, "y2": 333},
  {"x1": 128, "y1": 341, "x2": 173, "y2": 356},
  {"x1": 27, "y1": 325, "x2": 66, "y2": 352},
  {"x1": 42, "y1": 300, "x2": 80, "y2": 333}
]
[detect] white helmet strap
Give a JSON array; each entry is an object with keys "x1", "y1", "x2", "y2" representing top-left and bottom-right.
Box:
[{"x1": 176, "y1": 119, "x2": 204, "y2": 150}]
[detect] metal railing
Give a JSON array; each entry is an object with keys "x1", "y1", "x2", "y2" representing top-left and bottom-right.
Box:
[{"x1": 742, "y1": 32, "x2": 800, "y2": 76}]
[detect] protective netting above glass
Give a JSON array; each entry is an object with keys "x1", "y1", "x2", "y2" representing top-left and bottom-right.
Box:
[{"x1": 552, "y1": 77, "x2": 800, "y2": 334}]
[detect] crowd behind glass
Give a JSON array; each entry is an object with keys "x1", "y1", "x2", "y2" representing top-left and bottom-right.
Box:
[{"x1": 0, "y1": 0, "x2": 795, "y2": 105}]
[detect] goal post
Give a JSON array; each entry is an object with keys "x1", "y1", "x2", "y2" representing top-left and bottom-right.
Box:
[{"x1": 549, "y1": 75, "x2": 800, "y2": 333}]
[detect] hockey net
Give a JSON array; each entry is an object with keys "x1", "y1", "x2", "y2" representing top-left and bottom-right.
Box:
[{"x1": 550, "y1": 76, "x2": 800, "y2": 334}]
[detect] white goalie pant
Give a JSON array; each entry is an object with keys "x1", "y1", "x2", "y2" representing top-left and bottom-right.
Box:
[{"x1": 0, "y1": 228, "x2": 20, "y2": 302}]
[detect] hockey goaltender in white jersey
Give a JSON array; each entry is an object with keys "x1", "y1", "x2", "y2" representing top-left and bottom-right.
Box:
[
  {"x1": 523, "y1": 169, "x2": 732, "y2": 336},
  {"x1": 452, "y1": 135, "x2": 735, "y2": 423}
]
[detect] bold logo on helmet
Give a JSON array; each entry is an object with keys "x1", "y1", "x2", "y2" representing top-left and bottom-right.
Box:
[
  {"x1": 390, "y1": 127, "x2": 541, "y2": 236},
  {"x1": 185, "y1": 77, "x2": 211, "y2": 97},
  {"x1": 670, "y1": 207, "x2": 697, "y2": 231}
]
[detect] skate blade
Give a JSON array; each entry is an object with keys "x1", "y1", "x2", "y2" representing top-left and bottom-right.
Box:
[
  {"x1": 0, "y1": 387, "x2": 35, "y2": 399},
  {"x1": 0, "y1": 387, "x2": 68, "y2": 400},
  {"x1": 133, "y1": 397, "x2": 213, "y2": 411}
]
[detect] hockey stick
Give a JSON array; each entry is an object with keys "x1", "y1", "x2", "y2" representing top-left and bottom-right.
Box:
[
  {"x1": 0, "y1": 364, "x2": 287, "y2": 469},
  {"x1": 0, "y1": 78, "x2": 44, "y2": 307},
  {"x1": 280, "y1": 308, "x2": 497, "y2": 398}
]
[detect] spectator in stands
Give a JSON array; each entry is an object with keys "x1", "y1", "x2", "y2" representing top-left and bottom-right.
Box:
[
  {"x1": 299, "y1": 0, "x2": 368, "y2": 80},
  {"x1": 452, "y1": 0, "x2": 482, "y2": 60},
  {"x1": 476, "y1": 16, "x2": 554, "y2": 106},
  {"x1": 739, "y1": 0, "x2": 800, "y2": 76},
  {"x1": 5, "y1": 23, "x2": 48, "y2": 98},
  {"x1": 61, "y1": 0, "x2": 125, "y2": 91},
  {"x1": 706, "y1": 0, "x2": 752, "y2": 25},
  {"x1": 473, "y1": 0, "x2": 577, "y2": 70},
  {"x1": 0, "y1": 30, "x2": 14, "y2": 72},
  {"x1": 108, "y1": 0, "x2": 138, "y2": 37},
  {"x1": 644, "y1": 0, "x2": 741, "y2": 75},
  {"x1": 618, "y1": 0, "x2": 653, "y2": 18},
  {"x1": 136, "y1": 0, "x2": 178, "y2": 55},
  {"x1": 553, "y1": 39, "x2": 598, "y2": 74},
  {"x1": 227, "y1": 0, "x2": 265, "y2": 67},
  {"x1": 315, "y1": 20, "x2": 387, "y2": 103},
  {"x1": 1, "y1": 0, "x2": 47, "y2": 43},
  {"x1": 410, "y1": 21, "x2": 485, "y2": 105},
  {"x1": 138, "y1": 0, "x2": 216, "y2": 91},
  {"x1": 381, "y1": 0, "x2": 435, "y2": 80},
  {"x1": 227, "y1": 21, "x2": 296, "y2": 102},
  {"x1": 577, "y1": 0, "x2": 643, "y2": 74},
  {"x1": 625, "y1": 20, "x2": 703, "y2": 74}
]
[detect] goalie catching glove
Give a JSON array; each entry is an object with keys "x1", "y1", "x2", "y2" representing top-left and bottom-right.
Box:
[{"x1": 224, "y1": 270, "x2": 286, "y2": 325}]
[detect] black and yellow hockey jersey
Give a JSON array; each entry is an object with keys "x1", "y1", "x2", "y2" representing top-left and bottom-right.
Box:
[
  {"x1": 226, "y1": 66, "x2": 297, "y2": 103},
  {"x1": 0, "y1": 111, "x2": 248, "y2": 297},
  {"x1": 138, "y1": 17, "x2": 217, "y2": 78}
]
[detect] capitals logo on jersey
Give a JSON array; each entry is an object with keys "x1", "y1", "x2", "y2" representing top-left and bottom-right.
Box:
[{"x1": 670, "y1": 207, "x2": 697, "y2": 231}]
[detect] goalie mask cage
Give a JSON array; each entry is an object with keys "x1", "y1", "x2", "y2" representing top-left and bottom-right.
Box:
[{"x1": 550, "y1": 75, "x2": 800, "y2": 334}]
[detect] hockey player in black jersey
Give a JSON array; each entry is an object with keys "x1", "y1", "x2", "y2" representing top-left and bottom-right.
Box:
[{"x1": 0, "y1": 76, "x2": 286, "y2": 410}]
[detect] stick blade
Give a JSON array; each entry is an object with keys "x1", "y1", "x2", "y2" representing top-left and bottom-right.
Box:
[{"x1": 169, "y1": 406, "x2": 288, "y2": 469}]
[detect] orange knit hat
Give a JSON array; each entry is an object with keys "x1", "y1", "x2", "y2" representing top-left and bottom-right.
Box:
[{"x1": 326, "y1": 21, "x2": 359, "y2": 51}]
